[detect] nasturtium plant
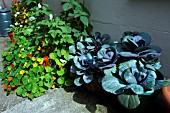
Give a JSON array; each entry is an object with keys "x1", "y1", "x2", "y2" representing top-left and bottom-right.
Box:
[{"x1": 0, "y1": 0, "x2": 92, "y2": 99}]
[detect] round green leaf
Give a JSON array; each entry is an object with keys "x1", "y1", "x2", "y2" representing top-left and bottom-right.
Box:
[
  {"x1": 31, "y1": 83, "x2": 39, "y2": 93},
  {"x1": 22, "y1": 76, "x2": 29, "y2": 85},
  {"x1": 12, "y1": 78, "x2": 20, "y2": 86},
  {"x1": 57, "y1": 77, "x2": 65, "y2": 85}
]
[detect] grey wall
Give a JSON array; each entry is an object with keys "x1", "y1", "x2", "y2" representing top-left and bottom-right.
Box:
[
  {"x1": 44, "y1": 0, "x2": 170, "y2": 77},
  {"x1": 0, "y1": 0, "x2": 12, "y2": 10},
  {"x1": 3, "y1": 0, "x2": 167, "y2": 77},
  {"x1": 85, "y1": 0, "x2": 170, "y2": 77}
]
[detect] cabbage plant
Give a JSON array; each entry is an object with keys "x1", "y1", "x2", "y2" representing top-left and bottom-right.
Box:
[
  {"x1": 101, "y1": 31, "x2": 170, "y2": 109},
  {"x1": 69, "y1": 32, "x2": 118, "y2": 86}
]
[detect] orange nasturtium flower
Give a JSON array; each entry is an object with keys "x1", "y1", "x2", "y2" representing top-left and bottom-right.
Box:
[
  {"x1": 52, "y1": 76, "x2": 56, "y2": 80},
  {"x1": 8, "y1": 85, "x2": 12, "y2": 91},
  {"x1": 32, "y1": 57, "x2": 36, "y2": 61},
  {"x1": 20, "y1": 70, "x2": 25, "y2": 75},
  {"x1": 59, "y1": 66, "x2": 63, "y2": 69},
  {"x1": 3, "y1": 84, "x2": 6, "y2": 90},
  {"x1": 37, "y1": 46, "x2": 41, "y2": 50},
  {"x1": 33, "y1": 63, "x2": 38, "y2": 67},
  {"x1": 7, "y1": 77, "x2": 13, "y2": 82}
]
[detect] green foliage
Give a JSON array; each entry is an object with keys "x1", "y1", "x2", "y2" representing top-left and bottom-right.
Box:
[{"x1": 1, "y1": 0, "x2": 92, "y2": 100}]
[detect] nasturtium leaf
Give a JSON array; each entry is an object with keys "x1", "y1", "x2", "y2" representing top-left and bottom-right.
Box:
[
  {"x1": 28, "y1": 94, "x2": 34, "y2": 100},
  {"x1": 34, "y1": 92, "x2": 42, "y2": 97},
  {"x1": 57, "y1": 77, "x2": 65, "y2": 85},
  {"x1": 22, "y1": 76, "x2": 29, "y2": 85},
  {"x1": 45, "y1": 66, "x2": 54, "y2": 72},
  {"x1": 16, "y1": 87, "x2": 23, "y2": 95},
  {"x1": 49, "y1": 53, "x2": 57, "y2": 60},
  {"x1": 31, "y1": 83, "x2": 39, "y2": 93},
  {"x1": 6, "y1": 54, "x2": 14, "y2": 61},
  {"x1": 25, "y1": 83, "x2": 32, "y2": 91},
  {"x1": 38, "y1": 81, "x2": 43, "y2": 87},
  {"x1": 12, "y1": 78, "x2": 20, "y2": 86},
  {"x1": 21, "y1": 90, "x2": 27, "y2": 97},
  {"x1": 57, "y1": 68, "x2": 67, "y2": 76},
  {"x1": 9, "y1": 82, "x2": 14, "y2": 86},
  {"x1": 2, "y1": 50, "x2": 8, "y2": 56},
  {"x1": 39, "y1": 87, "x2": 47, "y2": 93}
]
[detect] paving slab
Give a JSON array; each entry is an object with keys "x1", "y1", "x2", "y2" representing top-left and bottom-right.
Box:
[{"x1": 1, "y1": 88, "x2": 109, "y2": 113}]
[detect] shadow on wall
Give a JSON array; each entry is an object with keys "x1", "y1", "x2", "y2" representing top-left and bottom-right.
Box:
[{"x1": 43, "y1": 0, "x2": 62, "y2": 16}]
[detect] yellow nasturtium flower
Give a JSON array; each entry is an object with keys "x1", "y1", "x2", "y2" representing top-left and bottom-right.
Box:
[
  {"x1": 25, "y1": 19, "x2": 28, "y2": 23},
  {"x1": 18, "y1": 54, "x2": 21, "y2": 57},
  {"x1": 51, "y1": 85, "x2": 55, "y2": 89},
  {"x1": 33, "y1": 63, "x2": 38, "y2": 67},
  {"x1": 37, "y1": 58, "x2": 43, "y2": 64},
  {"x1": 26, "y1": 94, "x2": 29, "y2": 97},
  {"x1": 24, "y1": 62, "x2": 27, "y2": 67},
  {"x1": 20, "y1": 70, "x2": 25, "y2": 75},
  {"x1": 21, "y1": 48, "x2": 24, "y2": 51},
  {"x1": 32, "y1": 57, "x2": 36, "y2": 61},
  {"x1": 23, "y1": 15, "x2": 26, "y2": 19}
]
